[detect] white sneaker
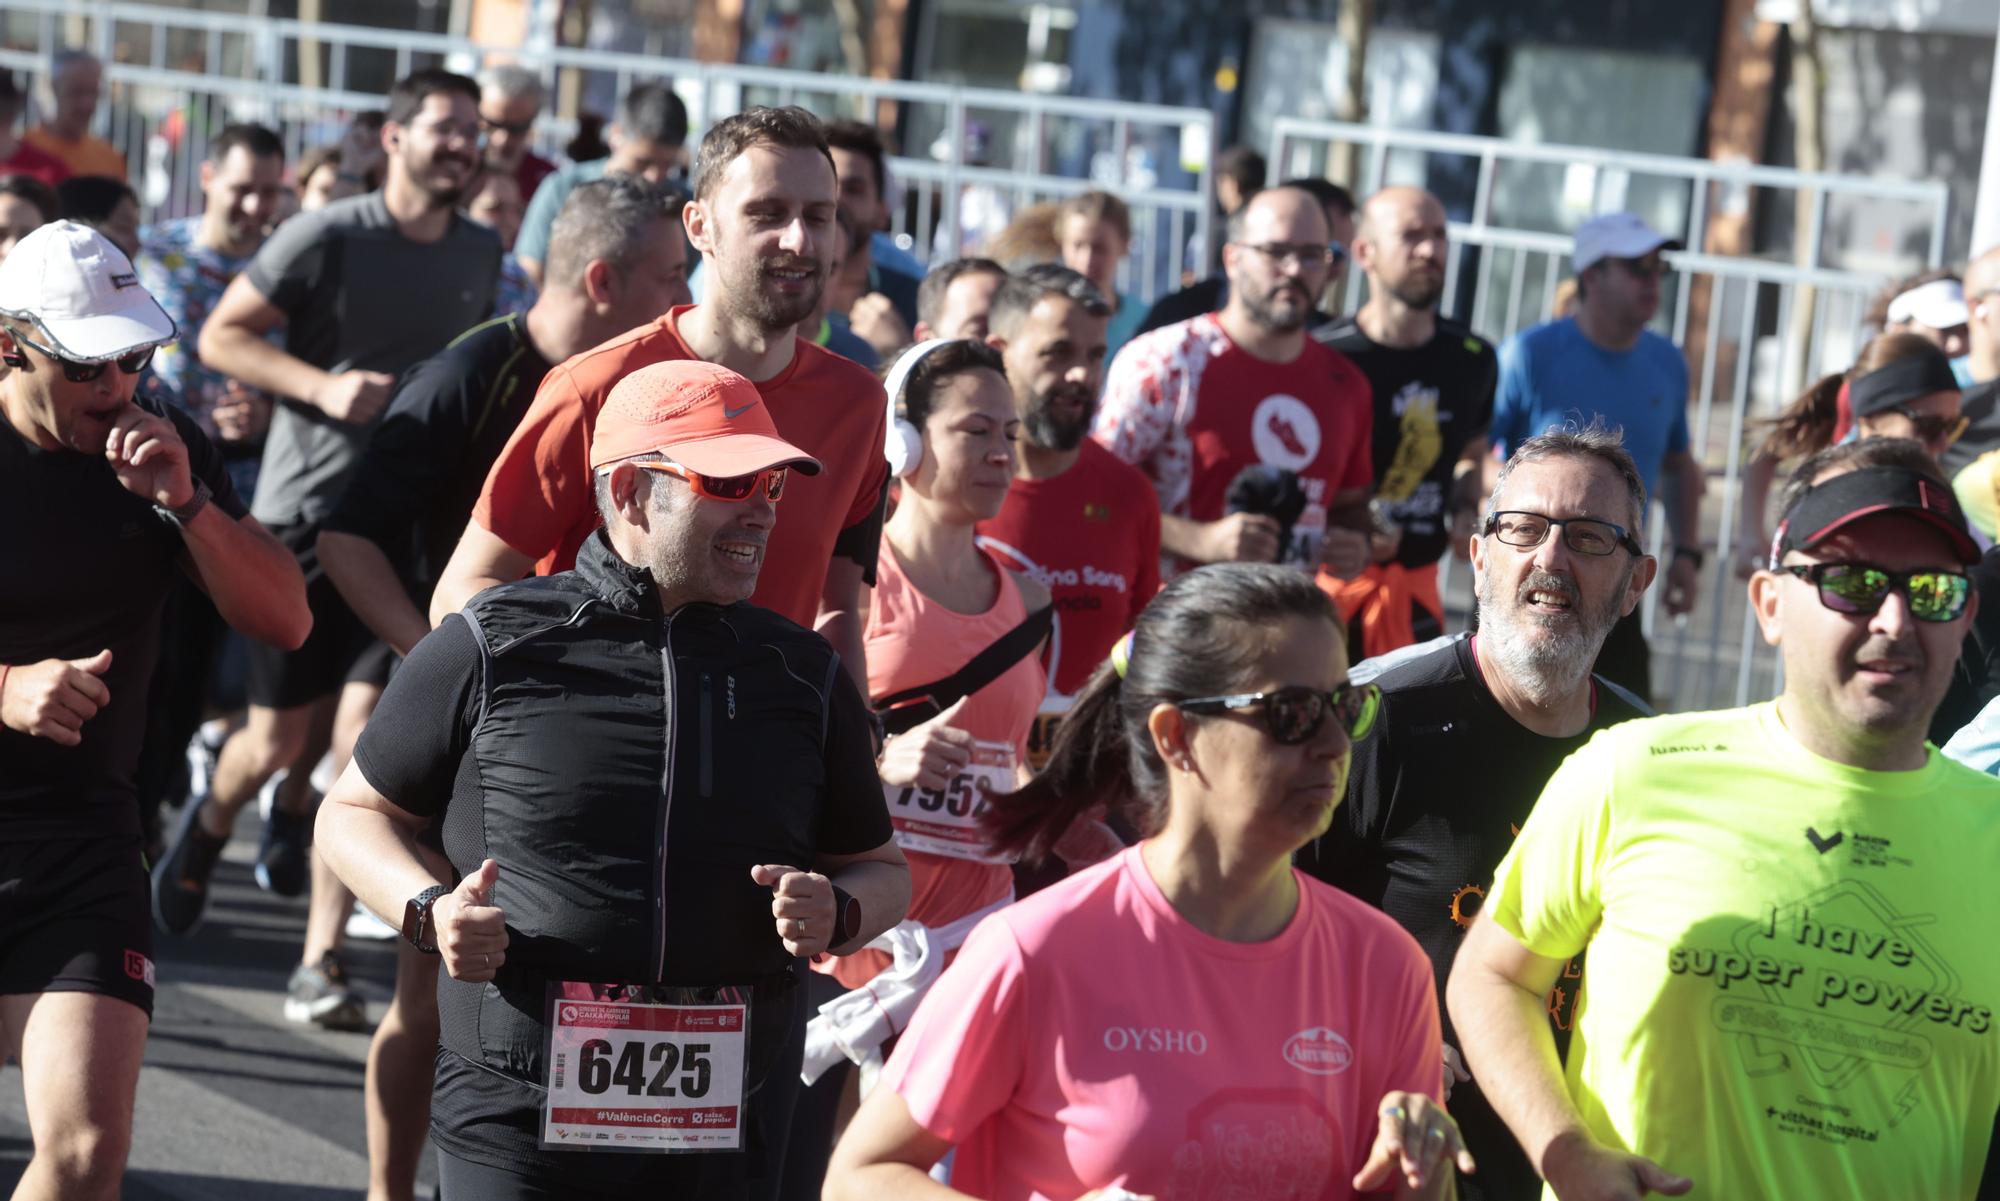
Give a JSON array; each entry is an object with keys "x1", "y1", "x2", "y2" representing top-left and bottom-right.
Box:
[{"x1": 345, "y1": 902, "x2": 398, "y2": 941}]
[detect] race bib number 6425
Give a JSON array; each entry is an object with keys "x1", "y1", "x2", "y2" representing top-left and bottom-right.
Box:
[{"x1": 541, "y1": 983, "x2": 749, "y2": 1154}]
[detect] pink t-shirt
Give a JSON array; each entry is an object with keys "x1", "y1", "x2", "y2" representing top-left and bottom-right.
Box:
[{"x1": 881, "y1": 845, "x2": 1441, "y2": 1201}]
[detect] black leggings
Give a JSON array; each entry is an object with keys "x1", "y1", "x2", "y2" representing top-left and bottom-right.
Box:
[{"x1": 435, "y1": 1146, "x2": 752, "y2": 1200}]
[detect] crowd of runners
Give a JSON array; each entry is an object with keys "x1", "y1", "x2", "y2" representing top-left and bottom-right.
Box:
[{"x1": 5, "y1": 49, "x2": 2000, "y2": 1201}]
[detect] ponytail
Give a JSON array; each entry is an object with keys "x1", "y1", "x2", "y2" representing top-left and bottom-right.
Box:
[
  {"x1": 981, "y1": 659, "x2": 1153, "y2": 863},
  {"x1": 1756, "y1": 371, "x2": 1844, "y2": 462}
]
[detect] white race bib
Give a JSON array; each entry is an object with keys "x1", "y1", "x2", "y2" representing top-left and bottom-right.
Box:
[
  {"x1": 542, "y1": 985, "x2": 749, "y2": 1153},
  {"x1": 886, "y1": 738, "x2": 1018, "y2": 863}
]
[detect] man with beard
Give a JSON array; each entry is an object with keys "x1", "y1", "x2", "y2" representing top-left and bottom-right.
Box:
[
  {"x1": 154, "y1": 70, "x2": 497, "y2": 1035},
  {"x1": 433, "y1": 105, "x2": 889, "y2": 690},
  {"x1": 1490, "y1": 211, "x2": 1704, "y2": 704},
  {"x1": 1300, "y1": 424, "x2": 1654, "y2": 1200},
  {"x1": 977, "y1": 264, "x2": 1159, "y2": 763},
  {"x1": 1451, "y1": 436, "x2": 2000, "y2": 1200},
  {"x1": 1096, "y1": 185, "x2": 1372, "y2": 581},
  {"x1": 1316, "y1": 187, "x2": 1496, "y2": 660}
]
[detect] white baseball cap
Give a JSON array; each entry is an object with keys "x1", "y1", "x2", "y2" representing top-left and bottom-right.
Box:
[
  {"x1": 0, "y1": 221, "x2": 176, "y2": 361},
  {"x1": 1885, "y1": 278, "x2": 1969, "y2": 331},
  {"x1": 1573, "y1": 211, "x2": 1683, "y2": 273}
]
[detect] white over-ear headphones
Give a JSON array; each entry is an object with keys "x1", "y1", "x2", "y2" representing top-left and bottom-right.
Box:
[{"x1": 881, "y1": 338, "x2": 955, "y2": 479}]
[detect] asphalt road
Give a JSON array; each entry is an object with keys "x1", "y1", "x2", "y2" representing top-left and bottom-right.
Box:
[{"x1": 0, "y1": 808, "x2": 436, "y2": 1199}]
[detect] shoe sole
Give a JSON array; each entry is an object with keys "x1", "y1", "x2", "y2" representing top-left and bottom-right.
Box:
[
  {"x1": 253, "y1": 859, "x2": 307, "y2": 898},
  {"x1": 284, "y1": 995, "x2": 369, "y2": 1030},
  {"x1": 150, "y1": 797, "x2": 217, "y2": 937}
]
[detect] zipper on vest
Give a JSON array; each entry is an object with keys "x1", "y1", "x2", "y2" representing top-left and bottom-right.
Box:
[
  {"x1": 698, "y1": 672, "x2": 714, "y2": 798},
  {"x1": 656, "y1": 615, "x2": 678, "y2": 981}
]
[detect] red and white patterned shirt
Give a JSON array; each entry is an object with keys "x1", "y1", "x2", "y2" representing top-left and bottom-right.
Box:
[{"x1": 1093, "y1": 313, "x2": 1374, "y2": 576}]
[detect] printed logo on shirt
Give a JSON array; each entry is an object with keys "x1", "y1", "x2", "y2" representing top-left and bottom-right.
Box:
[
  {"x1": 1250, "y1": 393, "x2": 1321, "y2": 472},
  {"x1": 1280, "y1": 1026, "x2": 1353, "y2": 1075},
  {"x1": 1102, "y1": 1025, "x2": 1209, "y2": 1055},
  {"x1": 123, "y1": 949, "x2": 155, "y2": 988},
  {"x1": 1806, "y1": 827, "x2": 1844, "y2": 854}
]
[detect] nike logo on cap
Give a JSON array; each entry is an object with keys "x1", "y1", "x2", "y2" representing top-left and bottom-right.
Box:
[{"x1": 724, "y1": 401, "x2": 757, "y2": 418}]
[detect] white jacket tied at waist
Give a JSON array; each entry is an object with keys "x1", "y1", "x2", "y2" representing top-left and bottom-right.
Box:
[{"x1": 801, "y1": 894, "x2": 1013, "y2": 1086}]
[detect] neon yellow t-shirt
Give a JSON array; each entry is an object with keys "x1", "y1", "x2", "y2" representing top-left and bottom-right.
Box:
[{"x1": 1487, "y1": 702, "x2": 2000, "y2": 1200}]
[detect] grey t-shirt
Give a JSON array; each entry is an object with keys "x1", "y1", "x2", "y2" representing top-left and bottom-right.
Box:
[{"x1": 249, "y1": 191, "x2": 500, "y2": 526}]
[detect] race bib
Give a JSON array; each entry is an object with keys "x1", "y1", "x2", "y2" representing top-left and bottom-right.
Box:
[
  {"x1": 886, "y1": 738, "x2": 1019, "y2": 863},
  {"x1": 1283, "y1": 501, "x2": 1329, "y2": 571},
  {"x1": 542, "y1": 982, "x2": 749, "y2": 1153}
]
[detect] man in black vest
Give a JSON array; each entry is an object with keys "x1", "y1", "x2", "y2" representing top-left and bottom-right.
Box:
[{"x1": 315, "y1": 358, "x2": 909, "y2": 1200}]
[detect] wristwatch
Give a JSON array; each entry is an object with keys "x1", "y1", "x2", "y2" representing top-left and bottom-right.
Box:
[
  {"x1": 1673, "y1": 545, "x2": 1706, "y2": 571},
  {"x1": 154, "y1": 478, "x2": 211, "y2": 530},
  {"x1": 401, "y1": 885, "x2": 450, "y2": 953},
  {"x1": 830, "y1": 884, "x2": 862, "y2": 946}
]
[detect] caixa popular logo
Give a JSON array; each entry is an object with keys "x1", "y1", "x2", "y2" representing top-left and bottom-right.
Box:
[{"x1": 1282, "y1": 1026, "x2": 1353, "y2": 1075}]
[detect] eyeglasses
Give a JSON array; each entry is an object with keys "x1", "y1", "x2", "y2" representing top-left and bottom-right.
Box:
[
  {"x1": 1888, "y1": 405, "x2": 1970, "y2": 448},
  {"x1": 480, "y1": 116, "x2": 535, "y2": 136},
  {"x1": 1176, "y1": 682, "x2": 1381, "y2": 746},
  {"x1": 1484, "y1": 511, "x2": 1642, "y2": 557},
  {"x1": 1610, "y1": 255, "x2": 1670, "y2": 279},
  {"x1": 9, "y1": 328, "x2": 156, "y2": 383},
  {"x1": 1780, "y1": 562, "x2": 1972, "y2": 623},
  {"x1": 634, "y1": 459, "x2": 789, "y2": 502},
  {"x1": 1238, "y1": 242, "x2": 1347, "y2": 271}
]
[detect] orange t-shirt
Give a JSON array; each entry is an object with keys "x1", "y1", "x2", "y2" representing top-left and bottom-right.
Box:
[
  {"x1": 24, "y1": 128, "x2": 126, "y2": 181},
  {"x1": 835, "y1": 540, "x2": 1044, "y2": 988},
  {"x1": 470, "y1": 305, "x2": 890, "y2": 628}
]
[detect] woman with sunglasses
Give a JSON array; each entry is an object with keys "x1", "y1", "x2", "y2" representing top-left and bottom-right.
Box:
[
  {"x1": 826, "y1": 563, "x2": 1473, "y2": 1201},
  {"x1": 803, "y1": 341, "x2": 1051, "y2": 1093},
  {"x1": 1739, "y1": 333, "x2": 1965, "y2": 574}
]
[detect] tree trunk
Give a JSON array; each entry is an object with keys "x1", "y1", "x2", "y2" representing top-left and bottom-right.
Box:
[
  {"x1": 1329, "y1": 0, "x2": 1374, "y2": 188},
  {"x1": 1786, "y1": 0, "x2": 1826, "y2": 398}
]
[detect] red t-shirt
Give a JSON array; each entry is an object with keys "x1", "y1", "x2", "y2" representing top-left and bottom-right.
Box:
[
  {"x1": 976, "y1": 439, "x2": 1160, "y2": 697},
  {"x1": 1094, "y1": 313, "x2": 1373, "y2": 576},
  {"x1": 469, "y1": 305, "x2": 890, "y2": 628},
  {"x1": 514, "y1": 151, "x2": 557, "y2": 208},
  {"x1": 0, "y1": 140, "x2": 71, "y2": 187},
  {"x1": 882, "y1": 846, "x2": 1442, "y2": 1201}
]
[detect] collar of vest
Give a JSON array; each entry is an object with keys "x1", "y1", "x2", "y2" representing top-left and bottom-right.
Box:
[{"x1": 576, "y1": 528, "x2": 663, "y2": 617}]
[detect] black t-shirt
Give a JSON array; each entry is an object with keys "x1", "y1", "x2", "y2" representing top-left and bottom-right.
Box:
[
  {"x1": 1315, "y1": 316, "x2": 1497, "y2": 567},
  {"x1": 354, "y1": 598, "x2": 890, "y2": 1180},
  {"x1": 1, "y1": 392, "x2": 248, "y2": 838},
  {"x1": 1942, "y1": 378, "x2": 2000, "y2": 478},
  {"x1": 321, "y1": 314, "x2": 552, "y2": 598},
  {"x1": 1299, "y1": 635, "x2": 1647, "y2": 1201}
]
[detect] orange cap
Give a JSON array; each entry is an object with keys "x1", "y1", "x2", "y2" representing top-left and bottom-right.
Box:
[{"x1": 589, "y1": 359, "x2": 823, "y2": 476}]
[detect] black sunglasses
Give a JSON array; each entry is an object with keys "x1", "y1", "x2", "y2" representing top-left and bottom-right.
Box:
[
  {"x1": 1887, "y1": 405, "x2": 1969, "y2": 447},
  {"x1": 1781, "y1": 562, "x2": 1972, "y2": 623},
  {"x1": 1484, "y1": 511, "x2": 1643, "y2": 557},
  {"x1": 1176, "y1": 682, "x2": 1381, "y2": 746},
  {"x1": 11, "y1": 328, "x2": 155, "y2": 383}
]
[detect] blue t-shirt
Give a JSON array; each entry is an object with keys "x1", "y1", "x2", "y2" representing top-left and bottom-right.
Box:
[{"x1": 1491, "y1": 317, "x2": 1690, "y2": 501}]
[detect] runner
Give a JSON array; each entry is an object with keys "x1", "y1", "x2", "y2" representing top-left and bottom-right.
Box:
[
  {"x1": 977, "y1": 263, "x2": 1159, "y2": 764},
  {"x1": 913, "y1": 257, "x2": 1006, "y2": 342},
  {"x1": 152, "y1": 70, "x2": 499, "y2": 1037},
  {"x1": 316, "y1": 175, "x2": 687, "y2": 1201},
  {"x1": 316, "y1": 359, "x2": 909, "y2": 1200},
  {"x1": 1314, "y1": 186, "x2": 1496, "y2": 659},
  {"x1": 1300, "y1": 425, "x2": 1655, "y2": 1199},
  {"x1": 1449, "y1": 437, "x2": 2000, "y2": 1199},
  {"x1": 432, "y1": 106, "x2": 889, "y2": 685},
  {"x1": 826, "y1": 563, "x2": 1472, "y2": 1201},
  {"x1": 0, "y1": 220, "x2": 308, "y2": 1200},
  {"x1": 514, "y1": 82, "x2": 687, "y2": 286},
  {"x1": 1095, "y1": 185, "x2": 1373, "y2": 582}
]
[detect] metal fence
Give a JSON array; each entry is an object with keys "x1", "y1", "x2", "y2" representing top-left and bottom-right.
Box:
[
  {"x1": 1271, "y1": 118, "x2": 1954, "y2": 713},
  {"x1": 0, "y1": 0, "x2": 1213, "y2": 304}
]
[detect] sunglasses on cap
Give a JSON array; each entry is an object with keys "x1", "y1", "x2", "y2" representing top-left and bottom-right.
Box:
[
  {"x1": 9, "y1": 327, "x2": 156, "y2": 384},
  {"x1": 1176, "y1": 681, "x2": 1382, "y2": 746},
  {"x1": 633, "y1": 459, "x2": 789, "y2": 503},
  {"x1": 1780, "y1": 561, "x2": 1972, "y2": 623}
]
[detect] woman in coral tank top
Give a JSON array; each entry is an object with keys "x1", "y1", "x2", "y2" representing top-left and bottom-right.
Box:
[
  {"x1": 804, "y1": 340, "x2": 1052, "y2": 1089},
  {"x1": 825, "y1": 563, "x2": 1475, "y2": 1201}
]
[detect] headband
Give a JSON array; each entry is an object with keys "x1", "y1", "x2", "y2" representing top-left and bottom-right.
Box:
[{"x1": 1848, "y1": 350, "x2": 1961, "y2": 418}]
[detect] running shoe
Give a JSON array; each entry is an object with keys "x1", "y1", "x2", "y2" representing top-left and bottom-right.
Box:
[
  {"x1": 151, "y1": 799, "x2": 229, "y2": 935},
  {"x1": 345, "y1": 901, "x2": 399, "y2": 941},
  {"x1": 284, "y1": 952, "x2": 369, "y2": 1030},
  {"x1": 255, "y1": 804, "x2": 311, "y2": 897}
]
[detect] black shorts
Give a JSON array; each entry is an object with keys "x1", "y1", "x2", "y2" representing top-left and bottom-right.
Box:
[
  {"x1": 0, "y1": 835, "x2": 155, "y2": 1018},
  {"x1": 245, "y1": 521, "x2": 395, "y2": 711}
]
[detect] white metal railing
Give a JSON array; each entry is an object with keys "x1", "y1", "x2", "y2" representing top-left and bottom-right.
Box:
[
  {"x1": 1270, "y1": 119, "x2": 1942, "y2": 712},
  {"x1": 0, "y1": 0, "x2": 1212, "y2": 304}
]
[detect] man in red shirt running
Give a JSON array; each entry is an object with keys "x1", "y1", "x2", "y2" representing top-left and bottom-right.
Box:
[{"x1": 1095, "y1": 185, "x2": 1373, "y2": 583}]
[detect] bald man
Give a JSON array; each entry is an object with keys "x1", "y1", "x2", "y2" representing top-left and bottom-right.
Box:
[
  {"x1": 1095, "y1": 185, "x2": 1374, "y2": 582},
  {"x1": 1315, "y1": 187, "x2": 1496, "y2": 659}
]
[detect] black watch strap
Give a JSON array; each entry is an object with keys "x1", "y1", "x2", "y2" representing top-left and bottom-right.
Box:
[
  {"x1": 1674, "y1": 545, "x2": 1706, "y2": 570},
  {"x1": 830, "y1": 884, "x2": 861, "y2": 945},
  {"x1": 402, "y1": 885, "x2": 450, "y2": 952}
]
